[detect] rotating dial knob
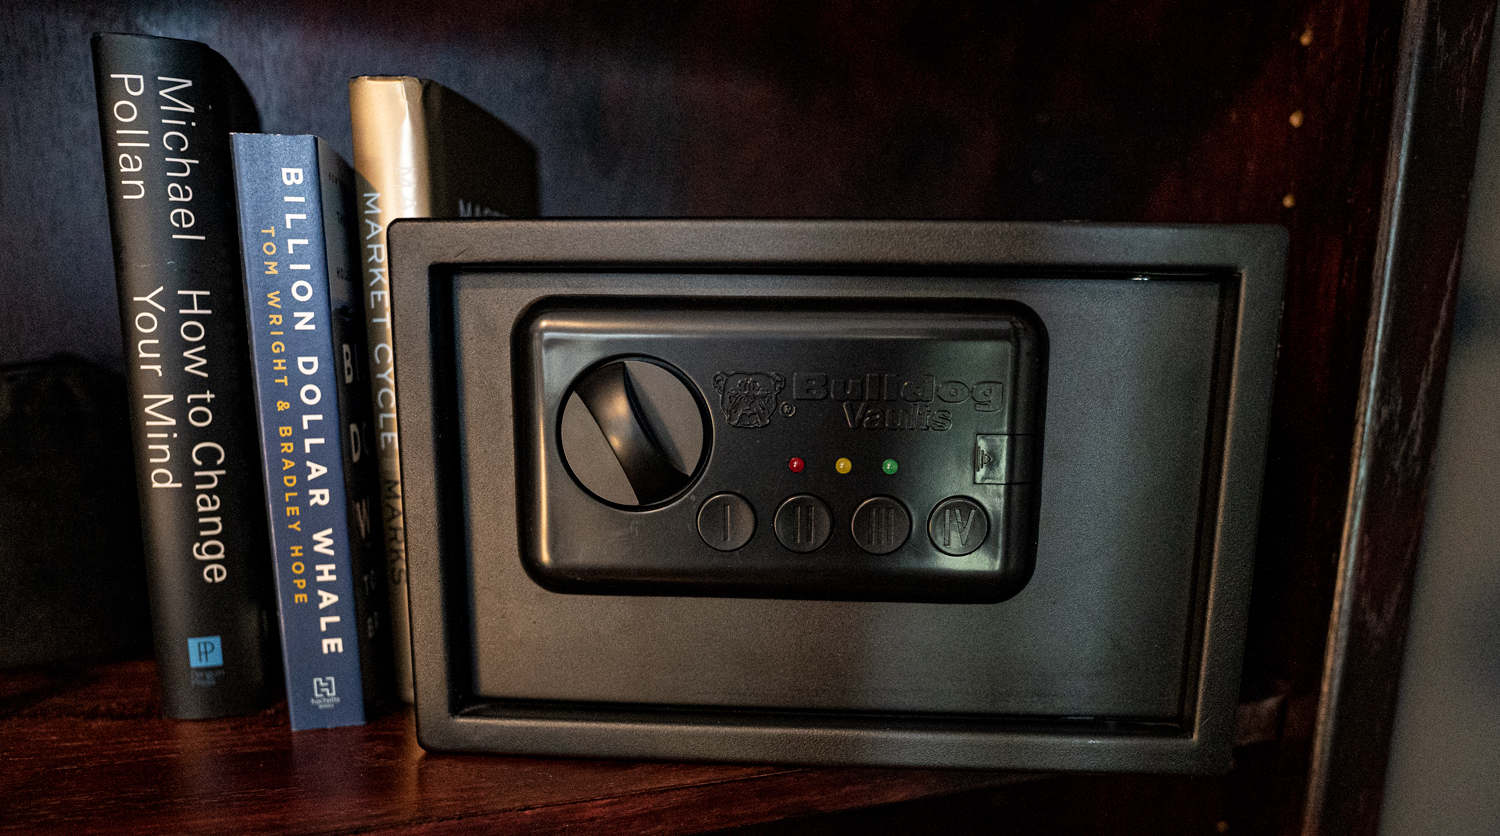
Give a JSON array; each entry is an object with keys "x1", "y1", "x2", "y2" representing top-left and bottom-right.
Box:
[{"x1": 558, "y1": 358, "x2": 709, "y2": 508}]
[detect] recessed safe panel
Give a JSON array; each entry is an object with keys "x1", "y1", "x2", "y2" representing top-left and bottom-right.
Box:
[
  {"x1": 391, "y1": 221, "x2": 1286, "y2": 773},
  {"x1": 515, "y1": 299, "x2": 1046, "y2": 603}
]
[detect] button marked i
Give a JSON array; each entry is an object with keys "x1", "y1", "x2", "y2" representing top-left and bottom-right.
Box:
[{"x1": 697, "y1": 493, "x2": 755, "y2": 551}]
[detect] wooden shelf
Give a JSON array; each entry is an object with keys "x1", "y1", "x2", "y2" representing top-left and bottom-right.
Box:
[{"x1": 0, "y1": 660, "x2": 1029, "y2": 835}]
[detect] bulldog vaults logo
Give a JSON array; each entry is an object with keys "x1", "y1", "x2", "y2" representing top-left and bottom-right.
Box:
[
  {"x1": 712, "y1": 371, "x2": 785, "y2": 429},
  {"x1": 712, "y1": 368, "x2": 1006, "y2": 432}
]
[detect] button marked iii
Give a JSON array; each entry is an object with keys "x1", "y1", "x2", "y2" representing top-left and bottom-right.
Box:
[
  {"x1": 928, "y1": 497, "x2": 989, "y2": 556},
  {"x1": 852, "y1": 496, "x2": 910, "y2": 555},
  {"x1": 698, "y1": 493, "x2": 755, "y2": 551},
  {"x1": 774, "y1": 495, "x2": 832, "y2": 553}
]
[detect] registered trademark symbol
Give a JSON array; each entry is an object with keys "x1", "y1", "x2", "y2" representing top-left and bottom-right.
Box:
[{"x1": 781, "y1": 403, "x2": 796, "y2": 417}]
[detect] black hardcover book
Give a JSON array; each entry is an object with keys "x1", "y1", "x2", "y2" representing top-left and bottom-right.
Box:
[{"x1": 91, "y1": 33, "x2": 279, "y2": 718}]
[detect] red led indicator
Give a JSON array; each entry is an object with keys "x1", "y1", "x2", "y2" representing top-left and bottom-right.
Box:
[{"x1": 788, "y1": 457, "x2": 806, "y2": 473}]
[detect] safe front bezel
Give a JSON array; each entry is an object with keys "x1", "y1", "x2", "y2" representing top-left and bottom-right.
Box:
[{"x1": 390, "y1": 220, "x2": 1285, "y2": 773}]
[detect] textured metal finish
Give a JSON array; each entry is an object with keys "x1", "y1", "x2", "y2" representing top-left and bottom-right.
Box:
[{"x1": 390, "y1": 220, "x2": 1285, "y2": 773}]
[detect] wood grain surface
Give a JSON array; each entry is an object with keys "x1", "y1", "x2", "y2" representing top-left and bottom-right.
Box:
[
  {"x1": 1302, "y1": 0, "x2": 1496, "y2": 834},
  {"x1": 0, "y1": 661, "x2": 1024, "y2": 835}
]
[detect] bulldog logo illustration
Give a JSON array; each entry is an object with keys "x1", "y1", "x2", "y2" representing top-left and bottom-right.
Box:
[{"x1": 713, "y1": 371, "x2": 786, "y2": 429}]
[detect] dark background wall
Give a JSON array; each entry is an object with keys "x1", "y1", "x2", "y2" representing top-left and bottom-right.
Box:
[{"x1": 1, "y1": 0, "x2": 1310, "y2": 373}]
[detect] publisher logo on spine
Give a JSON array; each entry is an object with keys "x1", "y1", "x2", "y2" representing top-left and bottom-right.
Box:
[
  {"x1": 312, "y1": 677, "x2": 341, "y2": 709},
  {"x1": 187, "y1": 636, "x2": 223, "y2": 668}
]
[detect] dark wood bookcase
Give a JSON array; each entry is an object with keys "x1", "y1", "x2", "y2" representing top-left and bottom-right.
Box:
[{"x1": 0, "y1": 1, "x2": 1492, "y2": 833}]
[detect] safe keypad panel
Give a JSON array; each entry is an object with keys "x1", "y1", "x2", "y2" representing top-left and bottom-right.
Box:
[{"x1": 514, "y1": 299, "x2": 1046, "y2": 603}]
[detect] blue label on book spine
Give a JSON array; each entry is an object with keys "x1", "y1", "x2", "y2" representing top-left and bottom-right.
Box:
[{"x1": 187, "y1": 636, "x2": 223, "y2": 668}]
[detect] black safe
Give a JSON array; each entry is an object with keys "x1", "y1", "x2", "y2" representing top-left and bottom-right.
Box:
[{"x1": 390, "y1": 220, "x2": 1285, "y2": 773}]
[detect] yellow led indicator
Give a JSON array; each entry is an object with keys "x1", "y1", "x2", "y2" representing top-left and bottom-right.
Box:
[{"x1": 835, "y1": 457, "x2": 853, "y2": 474}]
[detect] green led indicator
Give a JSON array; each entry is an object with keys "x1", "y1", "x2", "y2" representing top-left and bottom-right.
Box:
[{"x1": 882, "y1": 458, "x2": 899, "y2": 475}]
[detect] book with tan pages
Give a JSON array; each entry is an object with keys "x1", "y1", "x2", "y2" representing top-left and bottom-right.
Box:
[{"x1": 348, "y1": 76, "x2": 537, "y2": 700}]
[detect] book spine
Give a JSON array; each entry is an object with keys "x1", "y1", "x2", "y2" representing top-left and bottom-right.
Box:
[
  {"x1": 349, "y1": 77, "x2": 539, "y2": 701},
  {"x1": 314, "y1": 137, "x2": 395, "y2": 720},
  {"x1": 91, "y1": 34, "x2": 278, "y2": 719},
  {"x1": 348, "y1": 77, "x2": 432, "y2": 702},
  {"x1": 235, "y1": 134, "x2": 390, "y2": 730}
]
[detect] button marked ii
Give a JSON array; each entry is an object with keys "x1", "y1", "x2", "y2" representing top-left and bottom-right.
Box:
[
  {"x1": 851, "y1": 496, "x2": 910, "y2": 555},
  {"x1": 774, "y1": 494, "x2": 832, "y2": 553},
  {"x1": 697, "y1": 493, "x2": 755, "y2": 552},
  {"x1": 927, "y1": 497, "x2": 989, "y2": 556}
]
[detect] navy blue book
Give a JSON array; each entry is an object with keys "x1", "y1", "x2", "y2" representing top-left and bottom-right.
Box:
[{"x1": 232, "y1": 133, "x2": 392, "y2": 730}]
